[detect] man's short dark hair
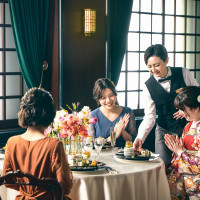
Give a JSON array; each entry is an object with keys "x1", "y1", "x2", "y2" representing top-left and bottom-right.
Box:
[{"x1": 144, "y1": 44, "x2": 168, "y2": 65}]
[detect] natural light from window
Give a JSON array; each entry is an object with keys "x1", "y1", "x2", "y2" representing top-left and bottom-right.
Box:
[{"x1": 116, "y1": 0, "x2": 200, "y2": 111}]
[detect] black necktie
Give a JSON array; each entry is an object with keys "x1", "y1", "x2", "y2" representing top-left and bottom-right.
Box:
[{"x1": 158, "y1": 76, "x2": 172, "y2": 83}]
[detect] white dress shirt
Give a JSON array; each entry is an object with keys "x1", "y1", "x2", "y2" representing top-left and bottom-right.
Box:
[{"x1": 137, "y1": 67, "x2": 199, "y2": 143}]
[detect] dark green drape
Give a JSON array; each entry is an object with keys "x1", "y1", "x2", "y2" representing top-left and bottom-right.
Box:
[
  {"x1": 8, "y1": 0, "x2": 49, "y2": 88},
  {"x1": 108, "y1": 0, "x2": 133, "y2": 85}
]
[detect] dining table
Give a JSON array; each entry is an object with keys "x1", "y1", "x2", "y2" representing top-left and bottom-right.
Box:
[{"x1": 0, "y1": 148, "x2": 171, "y2": 200}]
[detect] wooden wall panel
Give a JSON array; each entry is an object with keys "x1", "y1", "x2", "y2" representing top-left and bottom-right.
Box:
[{"x1": 62, "y1": 0, "x2": 106, "y2": 110}]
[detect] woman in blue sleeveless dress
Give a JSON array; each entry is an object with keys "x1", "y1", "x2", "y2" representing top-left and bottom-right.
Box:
[{"x1": 92, "y1": 78, "x2": 137, "y2": 147}]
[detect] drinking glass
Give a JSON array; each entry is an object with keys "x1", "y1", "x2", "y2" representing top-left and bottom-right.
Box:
[
  {"x1": 82, "y1": 142, "x2": 93, "y2": 161},
  {"x1": 94, "y1": 142, "x2": 103, "y2": 161},
  {"x1": 82, "y1": 149, "x2": 91, "y2": 160},
  {"x1": 110, "y1": 126, "x2": 117, "y2": 157}
]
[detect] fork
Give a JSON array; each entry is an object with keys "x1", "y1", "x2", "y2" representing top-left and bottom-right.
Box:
[{"x1": 105, "y1": 166, "x2": 119, "y2": 174}]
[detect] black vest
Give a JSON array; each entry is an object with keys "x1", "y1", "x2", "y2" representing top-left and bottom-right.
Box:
[{"x1": 145, "y1": 67, "x2": 187, "y2": 132}]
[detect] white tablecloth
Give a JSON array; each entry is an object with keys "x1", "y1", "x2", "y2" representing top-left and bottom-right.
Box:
[{"x1": 0, "y1": 150, "x2": 171, "y2": 200}]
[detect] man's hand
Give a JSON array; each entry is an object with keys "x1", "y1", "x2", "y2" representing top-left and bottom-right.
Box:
[{"x1": 133, "y1": 138, "x2": 142, "y2": 151}]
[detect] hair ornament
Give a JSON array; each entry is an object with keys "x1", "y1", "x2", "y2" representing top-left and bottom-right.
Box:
[
  {"x1": 176, "y1": 88, "x2": 183, "y2": 93},
  {"x1": 197, "y1": 95, "x2": 200, "y2": 103}
]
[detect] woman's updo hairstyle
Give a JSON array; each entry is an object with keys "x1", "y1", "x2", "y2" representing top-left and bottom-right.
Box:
[
  {"x1": 174, "y1": 86, "x2": 200, "y2": 112},
  {"x1": 93, "y1": 78, "x2": 118, "y2": 106},
  {"x1": 18, "y1": 87, "x2": 56, "y2": 128}
]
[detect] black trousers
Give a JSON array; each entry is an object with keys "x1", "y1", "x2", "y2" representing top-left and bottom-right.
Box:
[{"x1": 155, "y1": 124, "x2": 184, "y2": 167}]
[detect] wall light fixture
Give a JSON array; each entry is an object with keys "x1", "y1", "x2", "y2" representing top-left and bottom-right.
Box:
[{"x1": 84, "y1": 9, "x2": 96, "y2": 36}]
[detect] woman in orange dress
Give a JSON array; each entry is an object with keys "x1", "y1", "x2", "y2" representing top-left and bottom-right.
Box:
[
  {"x1": 165, "y1": 86, "x2": 200, "y2": 199},
  {"x1": 3, "y1": 87, "x2": 73, "y2": 200}
]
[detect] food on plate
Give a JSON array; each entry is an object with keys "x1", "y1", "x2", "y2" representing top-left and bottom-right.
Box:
[
  {"x1": 140, "y1": 149, "x2": 151, "y2": 157},
  {"x1": 82, "y1": 159, "x2": 89, "y2": 166},
  {"x1": 90, "y1": 159, "x2": 97, "y2": 166},
  {"x1": 124, "y1": 147, "x2": 152, "y2": 158}
]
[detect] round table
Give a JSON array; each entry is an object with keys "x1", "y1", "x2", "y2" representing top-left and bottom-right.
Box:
[
  {"x1": 68, "y1": 148, "x2": 171, "y2": 200},
  {"x1": 0, "y1": 149, "x2": 171, "y2": 200}
]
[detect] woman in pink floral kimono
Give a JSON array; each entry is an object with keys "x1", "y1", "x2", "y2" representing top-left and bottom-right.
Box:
[{"x1": 165, "y1": 86, "x2": 200, "y2": 200}]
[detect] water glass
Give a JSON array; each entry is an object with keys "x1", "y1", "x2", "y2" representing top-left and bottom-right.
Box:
[
  {"x1": 94, "y1": 142, "x2": 103, "y2": 161},
  {"x1": 110, "y1": 127, "x2": 116, "y2": 147},
  {"x1": 110, "y1": 127, "x2": 117, "y2": 157}
]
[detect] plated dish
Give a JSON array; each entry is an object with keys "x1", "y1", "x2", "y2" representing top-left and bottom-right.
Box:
[
  {"x1": 115, "y1": 149, "x2": 158, "y2": 161},
  {"x1": 70, "y1": 161, "x2": 106, "y2": 171}
]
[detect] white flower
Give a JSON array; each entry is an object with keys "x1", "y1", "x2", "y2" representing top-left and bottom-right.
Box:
[
  {"x1": 78, "y1": 106, "x2": 91, "y2": 119},
  {"x1": 81, "y1": 106, "x2": 91, "y2": 113},
  {"x1": 78, "y1": 111, "x2": 86, "y2": 119}
]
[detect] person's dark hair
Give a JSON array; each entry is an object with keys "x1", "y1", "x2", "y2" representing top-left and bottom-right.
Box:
[
  {"x1": 174, "y1": 86, "x2": 200, "y2": 112},
  {"x1": 144, "y1": 44, "x2": 168, "y2": 65},
  {"x1": 93, "y1": 78, "x2": 118, "y2": 106},
  {"x1": 18, "y1": 87, "x2": 56, "y2": 128}
]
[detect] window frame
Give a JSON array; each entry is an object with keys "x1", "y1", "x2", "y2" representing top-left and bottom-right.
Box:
[
  {"x1": 117, "y1": 0, "x2": 200, "y2": 111},
  {"x1": 0, "y1": 0, "x2": 25, "y2": 129}
]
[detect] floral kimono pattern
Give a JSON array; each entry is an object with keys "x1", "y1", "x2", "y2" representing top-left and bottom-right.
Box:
[{"x1": 167, "y1": 121, "x2": 200, "y2": 200}]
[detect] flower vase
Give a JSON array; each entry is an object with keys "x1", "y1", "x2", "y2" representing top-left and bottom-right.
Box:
[
  {"x1": 68, "y1": 136, "x2": 73, "y2": 155},
  {"x1": 61, "y1": 138, "x2": 69, "y2": 154},
  {"x1": 68, "y1": 135, "x2": 77, "y2": 155},
  {"x1": 76, "y1": 136, "x2": 83, "y2": 155}
]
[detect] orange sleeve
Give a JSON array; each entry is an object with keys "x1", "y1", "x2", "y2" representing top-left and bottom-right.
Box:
[
  {"x1": 51, "y1": 141, "x2": 73, "y2": 198},
  {"x1": 3, "y1": 138, "x2": 19, "y2": 191}
]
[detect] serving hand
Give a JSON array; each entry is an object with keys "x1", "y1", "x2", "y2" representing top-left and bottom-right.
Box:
[
  {"x1": 133, "y1": 138, "x2": 142, "y2": 151},
  {"x1": 173, "y1": 110, "x2": 185, "y2": 120},
  {"x1": 164, "y1": 134, "x2": 184, "y2": 156}
]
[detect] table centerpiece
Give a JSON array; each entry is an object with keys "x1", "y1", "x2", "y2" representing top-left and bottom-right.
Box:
[{"x1": 44, "y1": 103, "x2": 97, "y2": 157}]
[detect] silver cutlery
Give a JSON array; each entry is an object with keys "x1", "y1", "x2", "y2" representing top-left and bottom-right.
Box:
[{"x1": 105, "y1": 166, "x2": 119, "y2": 174}]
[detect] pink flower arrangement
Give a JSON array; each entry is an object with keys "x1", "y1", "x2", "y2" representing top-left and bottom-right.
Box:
[
  {"x1": 89, "y1": 117, "x2": 98, "y2": 124},
  {"x1": 45, "y1": 104, "x2": 97, "y2": 140}
]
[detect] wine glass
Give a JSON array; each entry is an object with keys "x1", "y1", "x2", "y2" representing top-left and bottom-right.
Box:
[
  {"x1": 110, "y1": 126, "x2": 117, "y2": 157},
  {"x1": 94, "y1": 141, "x2": 103, "y2": 161}
]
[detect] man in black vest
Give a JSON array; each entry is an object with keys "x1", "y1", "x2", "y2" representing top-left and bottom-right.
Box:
[{"x1": 133, "y1": 44, "x2": 199, "y2": 166}]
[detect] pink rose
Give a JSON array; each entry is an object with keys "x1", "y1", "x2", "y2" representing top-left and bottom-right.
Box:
[
  {"x1": 44, "y1": 127, "x2": 52, "y2": 137},
  {"x1": 59, "y1": 129, "x2": 69, "y2": 138},
  {"x1": 89, "y1": 117, "x2": 98, "y2": 124}
]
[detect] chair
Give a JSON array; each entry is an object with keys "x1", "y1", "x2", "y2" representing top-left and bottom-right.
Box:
[{"x1": 0, "y1": 170, "x2": 62, "y2": 200}]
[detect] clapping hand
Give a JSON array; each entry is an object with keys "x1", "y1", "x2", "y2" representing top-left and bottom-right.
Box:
[
  {"x1": 164, "y1": 134, "x2": 184, "y2": 156},
  {"x1": 115, "y1": 113, "x2": 130, "y2": 138}
]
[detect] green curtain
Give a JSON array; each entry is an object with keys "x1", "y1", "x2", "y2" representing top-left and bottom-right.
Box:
[
  {"x1": 8, "y1": 0, "x2": 49, "y2": 88},
  {"x1": 108, "y1": 0, "x2": 133, "y2": 85}
]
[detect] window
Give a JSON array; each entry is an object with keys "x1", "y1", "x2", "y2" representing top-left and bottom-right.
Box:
[
  {"x1": 0, "y1": 1, "x2": 27, "y2": 129},
  {"x1": 117, "y1": 0, "x2": 200, "y2": 110}
]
